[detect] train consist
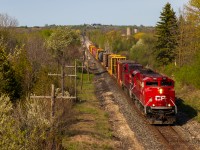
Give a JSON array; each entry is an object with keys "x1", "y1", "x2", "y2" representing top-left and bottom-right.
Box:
[{"x1": 85, "y1": 40, "x2": 177, "y2": 124}]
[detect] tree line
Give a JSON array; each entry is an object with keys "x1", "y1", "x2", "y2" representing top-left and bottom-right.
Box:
[{"x1": 0, "y1": 13, "x2": 82, "y2": 149}]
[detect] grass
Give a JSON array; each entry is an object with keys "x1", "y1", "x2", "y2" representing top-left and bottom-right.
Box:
[
  {"x1": 175, "y1": 81, "x2": 200, "y2": 123},
  {"x1": 62, "y1": 73, "x2": 114, "y2": 149},
  {"x1": 75, "y1": 104, "x2": 98, "y2": 114}
]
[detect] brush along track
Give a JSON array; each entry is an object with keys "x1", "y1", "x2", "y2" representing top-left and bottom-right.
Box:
[{"x1": 85, "y1": 48, "x2": 200, "y2": 150}]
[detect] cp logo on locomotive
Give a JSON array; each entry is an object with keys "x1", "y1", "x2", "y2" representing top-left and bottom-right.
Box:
[{"x1": 155, "y1": 96, "x2": 166, "y2": 101}]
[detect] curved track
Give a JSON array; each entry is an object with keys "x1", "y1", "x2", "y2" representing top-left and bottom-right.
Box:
[{"x1": 84, "y1": 38, "x2": 197, "y2": 150}]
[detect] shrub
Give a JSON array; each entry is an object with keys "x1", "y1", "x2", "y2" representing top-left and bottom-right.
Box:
[{"x1": 0, "y1": 95, "x2": 25, "y2": 149}]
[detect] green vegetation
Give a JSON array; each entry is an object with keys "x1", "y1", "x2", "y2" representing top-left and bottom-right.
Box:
[
  {"x1": 130, "y1": 33, "x2": 156, "y2": 67},
  {"x1": 155, "y1": 3, "x2": 178, "y2": 66},
  {"x1": 88, "y1": 29, "x2": 136, "y2": 57},
  {"x1": 0, "y1": 38, "x2": 21, "y2": 102},
  {"x1": 46, "y1": 27, "x2": 80, "y2": 65},
  {"x1": 0, "y1": 95, "x2": 25, "y2": 149},
  {"x1": 0, "y1": 14, "x2": 83, "y2": 149}
]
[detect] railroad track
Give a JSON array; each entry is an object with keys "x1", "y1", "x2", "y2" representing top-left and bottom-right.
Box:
[
  {"x1": 155, "y1": 125, "x2": 194, "y2": 150},
  {"x1": 84, "y1": 39, "x2": 198, "y2": 150}
]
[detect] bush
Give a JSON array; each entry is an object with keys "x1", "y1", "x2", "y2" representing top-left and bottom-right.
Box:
[
  {"x1": 130, "y1": 34, "x2": 156, "y2": 67},
  {"x1": 175, "y1": 53, "x2": 200, "y2": 89},
  {"x1": 0, "y1": 95, "x2": 25, "y2": 149}
]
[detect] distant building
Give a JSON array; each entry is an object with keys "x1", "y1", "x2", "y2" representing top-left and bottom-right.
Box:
[
  {"x1": 127, "y1": 27, "x2": 131, "y2": 36},
  {"x1": 134, "y1": 28, "x2": 138, "y2": 33}
]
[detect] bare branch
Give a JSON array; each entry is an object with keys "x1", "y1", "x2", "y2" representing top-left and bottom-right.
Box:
[{"x1": 0, "y1": 13, "x2": 18, "y2": 27}]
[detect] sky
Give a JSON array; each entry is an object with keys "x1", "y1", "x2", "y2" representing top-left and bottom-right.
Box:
[{"x1": 0, "y1": 0, "x2": 189, "y2": 27}]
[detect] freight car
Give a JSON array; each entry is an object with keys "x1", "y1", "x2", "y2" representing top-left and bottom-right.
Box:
[
  {"x1": 117, "y1": 60, "x2": 143, "y2": 91},
  {"x1": 85, "y1": 40, "x2": 177, "y2": 124},
  {"x1": 107, "y1": 55, "x2": 126, "y2": 76}
]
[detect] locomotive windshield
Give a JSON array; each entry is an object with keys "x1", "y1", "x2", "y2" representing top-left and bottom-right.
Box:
[
  {"x1": 161, "y1": 81, "x2": 173, "y2": 86},
  {"x1": 146, "y1": 81, "x2": 158, "y2": 86}
]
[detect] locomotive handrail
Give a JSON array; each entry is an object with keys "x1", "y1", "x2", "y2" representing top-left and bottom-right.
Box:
[
  {"x1": 170, "y1": 98, "x2": 177, "y2": 114},
  {"x1": 144, "y1": 99, "x2": 152, "y2": 114}
]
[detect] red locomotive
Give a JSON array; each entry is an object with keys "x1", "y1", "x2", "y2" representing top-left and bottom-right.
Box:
[
  {"x1": 130, "y1": 68, "x2": 176, "y2": 124},
  {"x1": 86, "y1": 41, "x2": 177, "y2": 124}
]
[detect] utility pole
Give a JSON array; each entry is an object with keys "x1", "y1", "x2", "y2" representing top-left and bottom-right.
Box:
[
  {"x1": 30, "y1": 84, "x2": 76, "y2": 150},
  {"x1": 61, "y1": 65, "x2": 64, "y2": 96},
  {"x1": 81, "y1": 48, "x2": 85, "y2": 89},
  {"x1": 74, "y1": 60, "x2": 77, "y2": 98},
  {"x1": 51, "y1": 84, "x2": 55, "y2": 121}
]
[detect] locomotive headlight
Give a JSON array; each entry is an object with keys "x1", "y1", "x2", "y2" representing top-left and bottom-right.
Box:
[
  {"x1": 152, "y1": 104, "x2": 155, "y2": 107},
  {"x1": 168, "y1": 104, "x2": 171, "y2": 107},
  {"x1": 159, "y1": 88, "x2": 163, "y2": 94}
]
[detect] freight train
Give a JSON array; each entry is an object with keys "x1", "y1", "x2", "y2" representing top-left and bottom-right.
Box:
[{"x1": 85, "y1": 39, "x2": 177, "y2": 124}]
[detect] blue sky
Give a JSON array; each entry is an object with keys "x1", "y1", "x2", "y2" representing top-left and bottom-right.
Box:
[{"x1": 0, "y1": 0, "x2": 189, "y2": 27}]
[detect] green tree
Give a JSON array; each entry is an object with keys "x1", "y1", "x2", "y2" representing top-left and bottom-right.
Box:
[
  {"x1": 155, "y1": 3, "x2": 179, "y2": 66},
  {"x1": 0, "y1": 39, "x2": 21, "y2": 102},
  {"x1": 186, "y1": 0, "x2": 200, "y2": 52},
  {"x1": 186, "y1": 0, "x2": 200, "y2": 27},
  {"x1": 130, "y1": 33, "x2": 156, "y2": 67},
  {"x1": 46, "y1": 27, "x2": 80, "y2": 65},
  {"x1": 46, "y1": 27, "x2": 80, "y2": 95}
]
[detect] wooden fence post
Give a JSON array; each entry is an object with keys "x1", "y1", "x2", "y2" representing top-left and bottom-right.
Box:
[
  {"x1": 51, "y1": 84, "x2": 55, "y2": 122},
  {"x1": 87, "y1": 59, "x2": 90, "y2": 81},
  {"x1": 51, "y1": 84, "x2": 56, "y2": 150}
]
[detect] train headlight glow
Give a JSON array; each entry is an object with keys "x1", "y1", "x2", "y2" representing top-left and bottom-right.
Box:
[
  {"x1": 159, "y1": 88, "x2": 163, "y2": 94},
  {"x1": 168, "y1": 104, "x2": 171, "y2": 107},
  {"x1": 152, "y1": 104, "x2": 155, "y2": 107}
]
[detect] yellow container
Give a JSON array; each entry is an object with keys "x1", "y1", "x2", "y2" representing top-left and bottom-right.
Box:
[
  {"x1": 89, "y1": 45, "x2": 96, "y2": 54},
  {"x1": 108, "y1": 55, "x2": 126, "y2": 75}
]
